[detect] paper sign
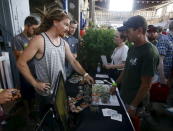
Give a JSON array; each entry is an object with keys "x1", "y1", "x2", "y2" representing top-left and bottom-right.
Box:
[
  {"x1": 101, "y1": 55, "x2": 108, "y2": 65},
  {"x1": 102, "y1": 108, "x2": 118, "y2": 117},
  {"x1": 111, "y1": 113, "x2": 122, "y2": 122}
]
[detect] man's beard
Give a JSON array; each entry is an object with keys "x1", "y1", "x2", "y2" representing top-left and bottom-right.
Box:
[
  {"x1": 148, "y1": 37, "x2": 156, "y2": 42},
  {"x1": 69, "y1": 31, "x2": 75, "y2": 36}
]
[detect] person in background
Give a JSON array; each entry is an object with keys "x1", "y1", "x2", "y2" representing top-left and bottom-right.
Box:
[
  {"x1": 12, "y1": 16, "x2": 40, "y2": 59},
  {"x1": 64, "y1": 20, "x2": 79, "y2": 77},
  {"x1": 103, "y1": 30, "x2": 128, "y2": 81},
  {"x1": 167, "y1": 21, "x2": 173, "y2": 42},
  {"x1": 155, "y1": 25, "x2": 173, "y2": 84},
  {"x1": 162, "y1": 28, "x2": 167, "y2": 35},
  {"x1": 116, "y1": 16, "x2": 159, "y2": 119},
  {"x1": 17, "y1": 8, "x2": 94, "y2": 130},
  {"x1": 146, "y1": 25, "x2": 160, "y2": 83},
  {"x1": 12, "y1": 16, "x2": 40, "y2": 120},
  {"x1": 147, "y1": 25, "x2": 173, "y2": 84},
  {"x1": 167, "y1": 22, "x2": 173, "y2": 105},
  {"x1": 147, "y1": 25, "x2": 158, "y2": 46}
]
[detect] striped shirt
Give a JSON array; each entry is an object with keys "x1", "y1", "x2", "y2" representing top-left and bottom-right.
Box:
[
  {"x1": 34, "y1": 33, "x2": 66, "y2": 96},
  {"x1": 156, "y1": 34, "x2": 173, "y2": 78}
]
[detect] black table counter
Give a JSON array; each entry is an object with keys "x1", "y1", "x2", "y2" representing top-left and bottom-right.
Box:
[
  {"x1": 66, "y1": 76, "x2": 134, "y2": 131},
  {"x1": 74, "y1": 91, "x2": 134, "y2": 131}
]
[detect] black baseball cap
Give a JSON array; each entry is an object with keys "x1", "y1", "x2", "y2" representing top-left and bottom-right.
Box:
[
  {"x1": 117, "y1": 15, "x2": 147, "y2": 31},
  {"x1": 117, "y1": 26, "x2": 126, "y2": 32},
  {"x1": 147, "y1": 25, "x2": 158, "y2": 32}
]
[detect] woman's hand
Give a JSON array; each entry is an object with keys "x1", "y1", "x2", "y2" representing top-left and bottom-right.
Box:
[
  {"x1": 0, "y1": 88, "x2": 21, "y2": 104},
  {"x1": 0, "y1": 89, "x2": 13, "y2": 104},
  {"x1": 104, "y1": 64, "x2": 113, "y2": 70},
  {"x1": 10, "y1": 88, "x2": 21, "y2": 101}
]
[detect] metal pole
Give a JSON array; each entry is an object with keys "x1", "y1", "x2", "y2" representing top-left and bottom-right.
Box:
[
  {"x1": 64, "y1": 0, "x2": 68, "y2": 12},
  {"x1": 89, "y1": 0, "x2": 95, "y2": 25}
]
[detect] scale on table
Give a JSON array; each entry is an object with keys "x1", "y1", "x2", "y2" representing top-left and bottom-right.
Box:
[{"x1": 91, "y1": 84, "x2": 120, "y2": 106}]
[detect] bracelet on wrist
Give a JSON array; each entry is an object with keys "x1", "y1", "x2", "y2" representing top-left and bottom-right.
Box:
[{"x1": 83, "y1": 73, "x2": 89, "y2": 77}]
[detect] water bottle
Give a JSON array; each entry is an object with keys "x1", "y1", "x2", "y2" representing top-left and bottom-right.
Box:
[{"x1": 97, "y1": 62, "x2": 101, "y2": 73}]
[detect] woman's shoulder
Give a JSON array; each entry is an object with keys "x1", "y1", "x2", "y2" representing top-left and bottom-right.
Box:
[
  {"x1": 123, "y1": 44, "x2": 129, "y2": 49},
  {"x1": 119, "y1": 44, "x2": 129, "y2": 51}
]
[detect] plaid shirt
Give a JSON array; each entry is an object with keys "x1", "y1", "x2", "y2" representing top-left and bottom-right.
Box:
[{"x1": 156, "y1": 34, "x2": 173, "y2": 78}]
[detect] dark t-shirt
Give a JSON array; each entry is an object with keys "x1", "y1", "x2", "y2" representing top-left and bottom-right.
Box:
[
  {"x1": 12, "y1": 33, "x2": 36, "y2": 99},
  {"x1": 12, "y1": 33, "x2": 29, "y2": 51},
  {"x1": 12, "y1": 33, "x2": 35, "y2": 76},
  {"x1": 120, "y1": 43, "x2": 159, "y2": 104},
  {"x1": 64, "y1": 36, "x2": 79, "y2": 77}
]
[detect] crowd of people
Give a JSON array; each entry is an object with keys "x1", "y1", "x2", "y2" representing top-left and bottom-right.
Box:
[{"x1": 0, "y1": 7, "x2": 173, "y2": 131}]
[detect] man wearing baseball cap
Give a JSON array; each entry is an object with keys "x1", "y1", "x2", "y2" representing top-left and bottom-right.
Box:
[
  {"x1": 147, "y1": 25, "x2": 158, "y2": 45},
  {"x1": 147, "y1": 24, "x2": 173, "y2": 84},
  {"x1": 117, "y1": 15, "x2": 159, "y2": 118}
]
